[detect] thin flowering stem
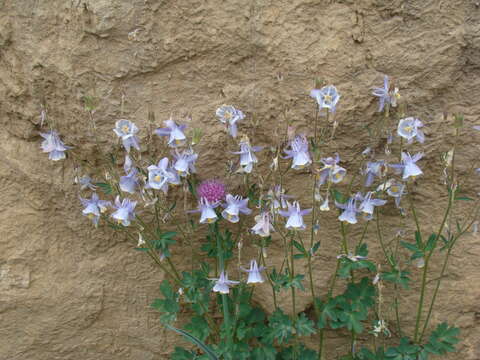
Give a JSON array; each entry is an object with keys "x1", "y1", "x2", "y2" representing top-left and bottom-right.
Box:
[{"x1": 289, "y1": 231, "x2": 299, "y2": 358}]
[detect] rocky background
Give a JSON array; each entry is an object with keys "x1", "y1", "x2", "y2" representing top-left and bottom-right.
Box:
[{"x1": 1, "y1": 0, "x2": 480, "y2": 359}]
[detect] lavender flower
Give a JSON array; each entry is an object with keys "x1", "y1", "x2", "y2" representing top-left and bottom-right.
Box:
[
  {"x1": 147, "y1": 158, "x2": 177, "y2": 194},
  {"x1": 209, "y1": 271, "x2": 239, "y2": 294},
  {"x1": 172, "y1": 148, "x2": 198, "y2": 176},
  {"x1": 241, "y1": 260, "x2": 265, "y2": 284},
  {"x1": 278, "y1": 201, "x2": 312, "y2": 230},
  {"x1": 111, "y1": 196, "x2": 137, "y2": 226},
  {"x1": 155, "y1": 119, "x2": 187, "y2": 147},
  {"x1": 364, "y1": 161, "x2": 385, "y2": 187},
  {"x1": 40, "y1": 131, "x2": 71, "y2": 161},
  {"x1": 233, "y1": 137, "x2": 262, "y2": 173},
  {"x1": 113, "y1": 119, "x2": 140, "y2": 152},
  {"x1": 267, "y1": 185, "x2": 294, "y2": 213},
  {"x1": 78, "y1": 175, "x2": 97, "y2": 191},
  {"x1": 397, "y1": 118, "x2": 425, "y2": 144},
  {"x1": 357, "y1": 192, "x2": 387, "y2": 220},
  {"x1": 389, "y1": 152, "x2": 423, "y2": 180},
  {"x1": 216, "y1": 105, "x2": 245, "y2": 138},
  {"x1": 197, "y1": 179, "x2": 226, "y2": 203},
  {"x1": 221, "y1": 194, "x2": 252, "y2": 223},
  {"x1": 372, "y1": 75, "x2": 392, "y2": 112},
  {"x1": 474, "y1": 125, "x2": 480, "y2": 131},
  {"x1": 119, "y1": 155, "x2": 139, "y2": 194},
  {"x1": 318, "y1": 154, "x2": 346, "y2": 185},
  {"x1": 336, "y1": 195, "x2": 360, "y2": 224},
  {"x1": 310, "y1": 85, "x2": 340, "y2": 113},
  {"x1": 386, "y1": 181, "x2": 406, "y2": 208},
  {"x1": 251, "y1": 212, "x2": 274, "y2": 237},
  {"x1": 283, "y1": 135, "x2": 312, "y2": 170},
  {"x1": 80, "y1": 193, "x2": 111, "y2": 226},
  {"x1": 190, "y1": 197, "x2": 220, "y2": 224}
]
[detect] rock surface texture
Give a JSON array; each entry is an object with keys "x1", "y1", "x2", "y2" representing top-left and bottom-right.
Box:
[{"x1": 1, "y1": 0, "x2": 480, "y2": 359}]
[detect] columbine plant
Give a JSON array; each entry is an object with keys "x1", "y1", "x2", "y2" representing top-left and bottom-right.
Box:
[{"x1": 39, "y1": 75, "x2": 479, "y2": 360}]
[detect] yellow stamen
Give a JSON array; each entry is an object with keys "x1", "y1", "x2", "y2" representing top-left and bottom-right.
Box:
[
  {"x1": 122, "y1": 125, "x2": 130, "y2": 133},
  {"x1": 154, "y1": 175, "x2": 162, "y2": 182}
]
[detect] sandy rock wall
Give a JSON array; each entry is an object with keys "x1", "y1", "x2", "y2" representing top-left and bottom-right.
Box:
[{"x1": 1, "y1": 0, "x2": 480, "y2": 359}]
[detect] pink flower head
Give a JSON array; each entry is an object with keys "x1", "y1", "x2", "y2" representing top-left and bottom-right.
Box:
[{"x1": 197, "y1": 179, "x2": 226, "y2": 203}]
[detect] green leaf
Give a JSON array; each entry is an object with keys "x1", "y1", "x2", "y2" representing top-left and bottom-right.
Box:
[
  {"x1": 423, "y1": 322, "x2": 460, "y2": 355},
  {"x1": 165, "y1": 324, "x2": 219, "y2": 360},
  {"x1": 184, "y1": 316, "x2": 210, "y2": 342},
  {"x1": 171, "y1": 347, "x2": 196, "y2": 360},
  {"x1": 385, "y1": 338, "x2": 421, "y2": 359},
  {"x1": 381, "y1": 269, "x2": 411, "y2": 289},
  {"x1": 251, "y1": 346, "x2": 277, "y2": 360},
  {"x1": 265, "y1": 309, "x2": 294, "y2": 344},
  {"x1": 95, "y1": 182, "x2": 113, "y2": 195},
  {"x1": 424, "y1": 233, "x2": 437, "y2": 252},
  {"x1": 295, "y1": 313, "x2": 316, "y2": 336}
]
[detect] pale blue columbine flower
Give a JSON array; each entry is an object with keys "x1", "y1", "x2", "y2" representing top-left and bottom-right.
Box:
[
  {"x1": 284, "y1": 135, "x2": 312, "y2": 170},
  {"x1": 267, "y1": 185, "x2": 294, "y2": 213},
  {"x1": 278, "y1": 201, "x2": 312, "y2": 230},
  {"x1": 155, "y1": 119, "x2": 187, "y2": 147},
  {"x1": 357, "y1": 192, "x2": 387, "y2": 220},
  {"x1": 397, "y1": 117, "x2": 425, "y2": 144},
  {"x1": 310, "y1": 85, "x2": 340, "y2": 113},
  {"x1": 147, "y1": 158, "x2": 177, "y2": 194},
  {"x1": 336, "y1": 195, "x2": 361, "y2": 224},
  {"x1": 364, "y1": 161, "x2": 385, "y2": 187},
  {"x1": 318, "y1": 154, "x2": 346, "y2": 185},
  {"x1": 119, "y1": 155, "x2": 139, "y2": 194},
  {"x1": 389, "y1": 152, "x2": 423, "y2": 180},
  {"x1": 80, "y1": 193, "x2": 111, "y2": 226},
  {"x1": 386, "y1": 181, "x2": 406, "y2": 208},
  {"x1": 40, "y1": 130, "x2": 71, "y2": 160},
  {"x1": 241, "y1": 260, "x2": 265, "y2": 284},
  {"x1": 111, "y1": 196, "x2": 137, "y2": 226},
  {"x1": 372, "y1": 75, "x2": 391, "y2": 112},
  {"x1": 190, "y1": 197, "x2": 220, "y2": 224},
  {"x1": 221, "y1": 194, "x2": 252, "y2": 223},
  {"x1": 233, "y1": 138, "x2": 262, "y2": 173},
  {"x1": 113, "y1": 119, "x2": 140, "y2": 152},
  {"x1": 216, "y1": 105, "x2": 245, "y2": 138},
  {"x1": 251, "y1": 212, "x2": 274, "y2": 237},
  {"x1": 172, "y1": 148, "x2": 198, "y2": 177},
  {"x1": 78, "y1": 175, "x2": 97, "y2": 191},
  {"x1": 209, "y1": 271, "x2": 239, "y2": 294}
]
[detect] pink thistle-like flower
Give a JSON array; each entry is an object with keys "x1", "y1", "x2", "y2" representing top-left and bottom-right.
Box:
[{"x1": 197, "y1": 179, "x2": 226, "y2": 202}]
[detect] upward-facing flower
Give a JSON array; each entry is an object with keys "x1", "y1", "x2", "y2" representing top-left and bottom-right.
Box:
[
  {"x1": 278, "y1": 201, "x2": 312, "y2": 230},
  {"x1": 241, "y1": 260, "x2": 265, "y2": 284},
  {"x1": 336, "y1": 195, "x2": 361, "y2": 224},
  {"x1": 113, "y1": 119, "x2": 140, "y2": 152},
  {"x1": 155, "y1": 119, "x2": 187, "y2": 147},
  {"x1": 172, "y1": 148, "x2": 198, "y2": 176},
  {"x1": 40, "y1": 130, "x2": 71, "y2": 161},
  {"x1": 111, "y1": 196, "x2": 137, "y2": 226},
  {"x1": 364, "y1": 161, "x2": 385, "y2": 187},
  {"x1": 310, "y1": 85, "x2": 340, "y2": 113},
  {"x1": 209, "y1": 271, "x2": 239, "y2": 294},
  {"x1": 397, "y1": 118, "x2": 425, "y2": 144},
  {"x1": 251, "y1": 212, "x2": 274, "y2": 237},
  {"x1": 357, "y1": 192, "x2": 387, "y2": 220},
  {"x1": 197, "y1": 179, "x2": 226, "y2": 203},
  {"x1": 389, "y1": 152, "x2": 423, "y2": 180},
  {"x1": 318, "y1": 154, "x2": 347, "y2": 185},
  {"x1": 283, "y1": 135, "x2": 312, "y2": 170},
  {"x1": 372, "y1": 75, "x2": 392, "y2": 112},
  {"x1": 216, "y1": 105, "x2": 245, "y2": 138},
  {"x1": 233, "y1": 137, "x2": 262, "y2": 173},
  {"x1": 147, "y1": 158, "x2": 177, "y2": 194},
  {"x1": 80, "y1": 193, "x2": 111, "y2": 226},
  {"x1": 222, "y1": 194, "x2": 252, "y2": 223},
  {"x1": 119, "y1": 155, "x2": 139, "y2": 194}
]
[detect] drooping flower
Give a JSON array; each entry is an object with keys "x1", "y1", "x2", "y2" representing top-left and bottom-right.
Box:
[
  {"x1": 197, "y1": 179, "x2": 226, "y2": 203},
  {"x1": 80, "y1": 193, "x2": 111, "y2": 226},
  {"x1": 241, "y1": 260, "x2": 265, "y2": 284},
  {"x1": 386, "y1": 181, "x2": 406, "y2": 208},
  {"x1": 147, "y1": 158, "x2": 177, "y2": 194},
  {"x1": 267, "y1": 185, "x2": 294, "y2": 213},
  {"x1": 111, "y1": 196, "x2": 137, "y2": 226},
  {"x1": 336, "y1": 195, "x2": 361, "y2": 224},
  {"x1": 119, "y1": 155, "x2": 139, "y2": 194},
  {"x1": 318, "y1": 154, "x2": 347, "y2": 185},
  {"x1": 364, "y1": 161, "x2": 385, "y2": 187},
  {"x1": 221, "y1": 194, "x2": 252, "y2": 223},
  {"x1": 209, "y1": 271, "x2": 239, "y2": 294},
  {"x1": 40, "y1": 130, "x2": 71, "y2": 161},
  {"x1": 172, "y1": 148, "x2": 198, "y2": 176},
  {"x1": 155, "y1": 119, "x2": 187, "y2": 147},
  {"x1": 397, "y1": 118, "x2": 425, "y2": 144},
  {"x1": 357, "y1": 192, "x2": 387, "y2": 220},
  {"x1": 283, "y1": 135, "x2": 312, "y2": 170},
  {"x1": 251, "y1": 212, "x2": 274, "y2": 237},
  {"x1": 233, "y1": 137, "x2": 262, "y2": 173},
  {"x1": 310, "y1": 85, "x2": 340, "y2": 113},
  {"x1": 389, "y1": 152, "x2": 423, "y2": 180},
  {"x1": 278, "y1": 201, "x2": 312, "y2": 230},
  {"x1": 372, "y1": 75, "x2": 393, "y2": 112},
  {"x1": 319, "y1": 194, "x2": 330, "y2": 211},
  {"x1": 216, "y1": 105, "x2": 245, "y2": 138},
  {"x1": 77, "y1": 175, "x2": 97, "y2": 191},
  {"x1": 190, "y1": 197, "x2": 220, "y2": 224},
  {"x1": 113, "y1": 119, "x2": 141, "y2": 152}
]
